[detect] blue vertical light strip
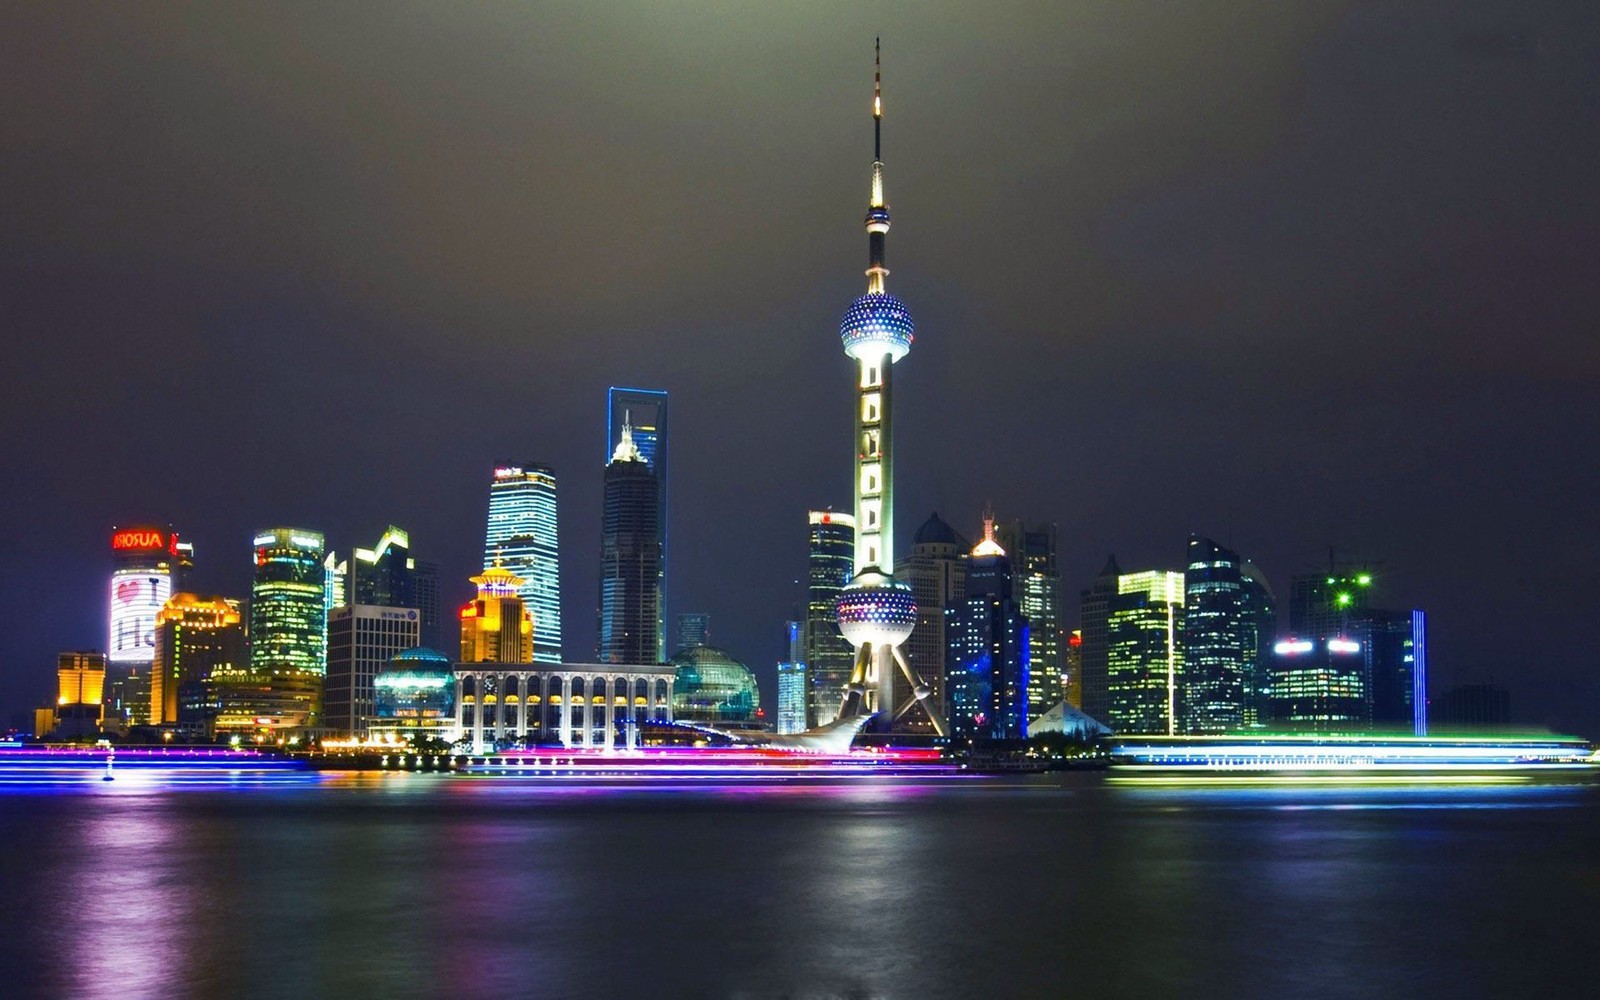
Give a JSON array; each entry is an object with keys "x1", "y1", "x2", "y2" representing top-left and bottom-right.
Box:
[
  {"x1": 1412, "y1": 609, "x2": 1428, "y2": 736},
  {"x1": 607, "y1": 386, "x2": 669, "y2": 662}
]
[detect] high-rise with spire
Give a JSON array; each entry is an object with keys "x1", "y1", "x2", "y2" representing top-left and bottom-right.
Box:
[
  {"x1": 598, "y1": 415, "x2": 663, "y2": 664},
  {"x1": 831, "y1": 41, "x2": 947, "y2": 736}
]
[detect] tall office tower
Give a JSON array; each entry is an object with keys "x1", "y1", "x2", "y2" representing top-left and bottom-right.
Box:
[
  {"x1": 896, "y1": 512, "x2": 968, "y2": 727},
  {"x1": 995, "y1": 520, "x2": 1062, "y2": 719},
  {"x1": 598, "y1": 420, "x2": 663, "y2": 664},
  {"x1": 249, "y1": 529, "x2": 327, "y2": 674},
  {"x1": 946, "y1": 517, "x2": 1030, "y2": 742},
  {"x1": 1064, "y1": 630, "x2": 1084, "y2": 709},
  {"x1": 1181, "y1": 536, "x2": 1248, "y2": 733},
  {"x1": 55, "y1": 651, "x2": 107, "y2": 738},
  {"x1": 1277, "y1": 564, "x2": 1424, "y2": 733},
  {"x1": 412, "y1": 559, "x2": 441, "y2": 650},
  {"x1": 608, "y1": 387, "x2": 669, "y2": 660},
  {"x1": 484, "y1": 463, "x2": 561, "y2": 663},
  {"x1": 1078, "y1": 556, "x2": 1122, "y2": 724},
  {"x1": 676, "y1": 613, "x2": 710, "y2": 652},
  {"x1": 1240, "y1": 562, "x2": 1276, "y2": 728},
  {"x1": 805, "y1": 510, "x2": 857, "y2": 727},
  {"x1": 831, "y1": 42, "x2": 946, "y2": 736},
  {"x1": 326, "y1": 605, "x2": 421, "y2": 735},
  {"x1": 152, "y1": 594, "x2": 244, "y2": 727},
  {"x1": 776, "y1": 620, "x2": 808, "y2": 735},
  {"x1": 1105, "y1": 570, "x2": 1185, "y2": 735},
  {"x1": 460, "y1": 566, "x2": 534, "y2": 664},
  {"x1": 108, "y1": 525, "x2": 183, "y2": 668}
]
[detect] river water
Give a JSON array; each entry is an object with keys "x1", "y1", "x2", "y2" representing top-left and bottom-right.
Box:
[{"x1": 1, "y1": 771, "x2": 1595, "y2": 999}]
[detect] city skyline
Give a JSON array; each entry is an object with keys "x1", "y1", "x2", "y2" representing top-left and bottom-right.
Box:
[{"x1": 3, "y1": 5, "x2": 1598, "y2": 737}]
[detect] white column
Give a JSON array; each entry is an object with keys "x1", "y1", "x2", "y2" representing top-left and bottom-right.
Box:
[
  {"x1": 472, "y1": 672, "x2": 485, "y2": 752},
  {"x1": 453, "y1": 674, "x2": 465, "y2": 742},
  {"x1": 517, "y1": 672, "x2": 529, "y2": 741},
  {"x1": 603, "y1": 676, "x2": 616, "y2": 750},
  {"x1": 664, "y1": 676, "x2": 674, "y2": 724},
  {"x1": 559, "y1": 674, "x2": 572, "y2": 748}
]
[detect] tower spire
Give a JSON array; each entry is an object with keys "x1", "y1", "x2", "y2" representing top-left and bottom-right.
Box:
[{"x1": 866, "y1": 38, "x2": 890, "y2": 293}]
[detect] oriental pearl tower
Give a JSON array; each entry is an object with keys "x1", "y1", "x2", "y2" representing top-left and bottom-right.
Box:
[{"x1": 833, "y1": 40, "x2": 949, "y2": 738}]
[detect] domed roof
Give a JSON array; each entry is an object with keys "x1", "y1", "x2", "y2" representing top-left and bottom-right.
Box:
[
  {"x1": 669, "y1": 645, "x2": 759, "y2": 724},
  {"x1": 390, "y1": 646, "x2": 452, "y2": 667},
  {"x1": 840, "y1": 292, "x2": 914, "y2": 363},
  {"x1": 913, "y1": 512, "x2": 969, "y2": 549}
]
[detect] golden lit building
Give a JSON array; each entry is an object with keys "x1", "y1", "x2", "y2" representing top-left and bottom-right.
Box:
[
  {"x1": 459, "y1": 566, "x2": 533, "y2": 664},
  {"x1": 153, "y1": 594, "x2": 245, "y2": 726},
  {"x1": 210, "y1": 666, "x2": 322, "y2": 736},
  {"x1": 51, "y1": 651, "x2": 107, "y2": 737}
]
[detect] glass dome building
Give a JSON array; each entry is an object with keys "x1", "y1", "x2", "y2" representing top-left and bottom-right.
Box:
[
  {"x1": 669, "y1": 645, "x2": 759, "y2": 725},
  {"x1": 372, "y1": 647, "x2": 455, "y2": 737}
]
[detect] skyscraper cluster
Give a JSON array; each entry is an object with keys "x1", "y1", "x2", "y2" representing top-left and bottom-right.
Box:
[{"x1": 1077, "y1": 538, "x2": 1428, "y2": 737}]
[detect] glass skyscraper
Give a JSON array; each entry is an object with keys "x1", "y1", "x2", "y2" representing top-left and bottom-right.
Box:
[
  {"x1": 598, "y1": 422, "x2": 662, "y2": 664},
  {"x1": 484, "y1": 463, "x2": 561, "y2": 663},
  {"x1": 995, "y1": 519, "x2": 1062, "y2": 720},
  {"x1": 1077, "y1": 555, "x2": 1122, "y2": 725},
  {"x1": 776, "y1": 620, "x2": 807, "y2": 735},
  {"x1": 1182, "y1": 536, "x2": 1276, "y2": 734},
  {"x1": 896, "y1": 512, "x2": 968, "y2": 730},
  {"x1": 608, "y1": 387, "x2": 667, "y2": 662},
  {"x1": 249, "y1": 528, "x2": 327, "y2": 675},
  {"x1": 804, "y1": 510, "x2": 855, "y2": 727},
  {"x1": 1105, "y1": 570, "x2": 1185, "y2": 735},
  {"x1": 945, "y1": 519, "x2": 1029, "y2": 743}
]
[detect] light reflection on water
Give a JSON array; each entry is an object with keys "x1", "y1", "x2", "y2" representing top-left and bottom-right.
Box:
[{"x1": 0, "y1": 772, "x2": 1596, "y2": 999}]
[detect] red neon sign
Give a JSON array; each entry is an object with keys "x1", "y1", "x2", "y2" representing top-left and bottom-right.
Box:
[{"x1": 112, "y1": 528, "x2": 168, "y2": 552}]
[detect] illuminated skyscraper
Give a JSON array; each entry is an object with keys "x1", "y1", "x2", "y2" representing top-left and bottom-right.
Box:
[
  {"x1": 484, "y1": 463, "x2": 561, "y2": 663},
  {"x1": 326, "y1": 605, "x2": 421, "y2": 735},
  {"x1": 326, "y1": 526, "x2": 442, "y2": 652},
  {"x1": 995, "y1": 520, "x2": 1062, "y2": 720},
  {"x1": 1181, "y1": 536, "x2": 1250, "y2": 733},
  {"x1": 249, "y1": 528, "x2": 327, "y2": 675},
  {"x1": 1105, "y1": 570, "x2": 1185, "y2": 735},
  {"x1": 895, "y1": 512, "x2": 968, "y2": 728},
  {"x1": 598, "y1": 419, "x2": 663, "y2": 664},
  {"x1": 777, "y1": 620, "x2": 807, "y2": 735},
  {"x1": 831, "y1": 42, "x2": 946, "y2": 736},
  {"x1": 108, "y1": 525, "x2": 183, "y2": 667},
  {"x1": 153, "y1": 593, "x2": 244, "y2": 727},
  {"x1": 608, "y1": 387, "x2": 668, "y2": 660},
  {"x1": 946, "y1": 516, "x2": 1029, "y2": 743},
  {"x1": 460, "y1": 566, "x2": 534, "y2": 664},
  {"x1": 1275, "y1": 565, "x2": 1425, "y2": 734},
  {"x1": 805, "y1": 510, "x2": 856, "y2": 726}
]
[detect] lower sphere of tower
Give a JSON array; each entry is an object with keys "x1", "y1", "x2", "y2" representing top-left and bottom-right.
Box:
[{"x1": 835, "y1": 573, "x2": 917, "y2": 646}]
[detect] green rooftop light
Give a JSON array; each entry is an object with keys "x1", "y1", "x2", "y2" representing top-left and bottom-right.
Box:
[
  {"x1": 1336, "y1": 592, "x2": 1353, "y2": 607},
  {"x1": 1357, "y1": 573, "x2": 1373, "y2": 586}
]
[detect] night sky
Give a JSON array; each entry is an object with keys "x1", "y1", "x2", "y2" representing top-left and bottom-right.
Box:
[{"x1": 3, "y1": 3, "x2": 1597, "y2": 735}]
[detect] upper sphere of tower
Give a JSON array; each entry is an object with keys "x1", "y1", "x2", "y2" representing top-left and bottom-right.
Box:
[{"x1": 840, "y1": 292, "x2": 914, "y2": 363}]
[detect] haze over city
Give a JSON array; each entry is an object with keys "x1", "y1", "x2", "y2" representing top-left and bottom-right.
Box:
[{"x1": 2, "y1": 2, "x2": 1597, "y2": 735}]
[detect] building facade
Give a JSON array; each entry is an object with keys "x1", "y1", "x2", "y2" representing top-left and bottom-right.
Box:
[
  {"x1": 484, "y1": 463, "x2": 561, "y2": 663},
  {"x1": 676, "y1": 613, "x2": 710, "y2": 652},
  {"x1": 896, "y1": 512, "x2": 967, "y2": 727},
  {"x1": 108, "y1": 525, "x2": 185, "y2": 668},
  {"x1": 54, "y1": 651, "x2": 107, "y2": 738},
  {"x1": 598, "y1": 420, "x2": 663, "y2": 664},
  {"x1": 1105, "y1": 570, "x2": 1185, "y2": 736},
  {"x1": 152, "y1": 593, "x2": 245, "y2": 728},
  {"x1": 995, "y1": 519, "x2": 1062, "y2": 720},
  {"x1": 460, "y1": 566, "x2": 534, "y2": 665},
  {"x1": 249, "y1": 528, "x2": 327, "y2": 674},
  {"x1": 325, "y1": 605, "x2": 421, "y2": 735},
  {"x1": 607, "y1": 387, "x2": 669, "y2": 662},
  {"x1": 453, "y1": 662, "x2": 678, "y2": 751},
  {"x1": 1077, "y1": 556, "x2": 1122, "y2": 725},
  {"x1": 804, "y1": 510, "x2": 856, "y2": 727},
  {"x1": 1181, "y1": 536, "x2": 1275, "y2": 733},
  {"x1": 776, "y1": 620, "x2": 807, "y2": 735},
  {"x1": 945, "y1": 518, "x2": 1030, "y2": 742}
]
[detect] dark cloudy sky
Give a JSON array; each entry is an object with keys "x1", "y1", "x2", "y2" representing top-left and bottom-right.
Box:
[{"x1": 2, "y1": 3, "x2": 1597, "y2": 735}]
